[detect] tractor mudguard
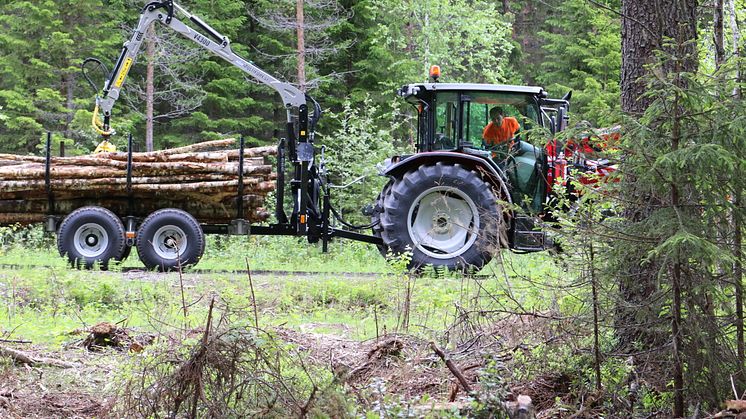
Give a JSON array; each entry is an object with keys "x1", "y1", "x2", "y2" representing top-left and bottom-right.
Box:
[{"x1": 382, "y1": 151, "x2": 513, "y2": 205}]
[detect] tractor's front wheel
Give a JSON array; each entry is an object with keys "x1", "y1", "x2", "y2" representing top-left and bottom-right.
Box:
[{"x1": 379, "y1": 163, "x2": 502, "y2": 271}]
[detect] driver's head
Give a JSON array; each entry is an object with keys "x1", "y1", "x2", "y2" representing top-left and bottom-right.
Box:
[{"x1": 489, "y1": 106, "x2": 505, "y2": 125}]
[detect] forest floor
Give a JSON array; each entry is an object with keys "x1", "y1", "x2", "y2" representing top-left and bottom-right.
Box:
[{"x1": 0, "y1": 236, "x2": 642, "y2": 418}]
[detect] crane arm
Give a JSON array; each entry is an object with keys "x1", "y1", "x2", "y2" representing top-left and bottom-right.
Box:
[{"x1": 95, "y1": 0, "x2": 312, "y2": 140}]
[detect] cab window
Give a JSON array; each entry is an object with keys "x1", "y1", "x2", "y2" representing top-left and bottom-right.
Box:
[
  {"x1": 462, "y1": 92, "x2": 538, "y2": 150},
  {"x1": 433, "y1": 92, "x2": 458, "y2": 150}
]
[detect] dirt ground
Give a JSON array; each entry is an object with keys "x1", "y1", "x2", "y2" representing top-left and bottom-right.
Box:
[{"x1": 0, "y1": 312, "x2": 580, "y2": 418}]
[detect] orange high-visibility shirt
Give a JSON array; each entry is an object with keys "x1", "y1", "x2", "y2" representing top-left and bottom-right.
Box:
[{"x1": 482, "y1": 117, "x2": 519, "y2": 145}]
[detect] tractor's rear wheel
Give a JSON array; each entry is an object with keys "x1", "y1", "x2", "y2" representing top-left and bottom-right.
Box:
[{"x1": 379, "y1": 163, "x2": 502, "y2": 271}]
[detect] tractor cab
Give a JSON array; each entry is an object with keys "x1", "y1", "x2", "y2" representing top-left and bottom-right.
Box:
[{"x1": 397, "y1": 83, "x2": 565, "y2": 213}]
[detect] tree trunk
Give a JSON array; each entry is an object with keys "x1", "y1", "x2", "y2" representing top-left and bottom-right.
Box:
[
  {"x1": 619, "y1": 1, "x2": 699, "y2": 415},
  {"x1": 63, "y1": 72, "x2": 75, "y2": 139},
  {"x1": 736, "y1": 190, "x2": 744, "y2": 372},
  {"x1": 621, "y1": 0, "x2": 698, "y2": 114},
  {"x1": 296, "y1": 0, "x2": 306, "y2": 92},
  {"x1": 146, "y1": 25, "x2": 156, "y2": 152},
  {"x1": 670, "y1": 90, "x2": 684, "y2": 418},
  {"x1": 621, "y1": 0, "x2": 658, "y2": 114},
  {"x1": 729, "y1": 0, "x2": 742, "y2": 98},
  {"x1": 590, "y1": 239, "x2": 602, "y2": 390},
  {"x1": 715, "y1": 0, "x2": 725, "y2": 69}
]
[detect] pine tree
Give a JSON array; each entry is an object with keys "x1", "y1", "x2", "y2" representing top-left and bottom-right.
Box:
[
  {"x1": 0, "y1": 0, "x2": 130, "y2": 154},
  {"x1": 535, "y1": 0, "x2": 621, "y2": 126}
]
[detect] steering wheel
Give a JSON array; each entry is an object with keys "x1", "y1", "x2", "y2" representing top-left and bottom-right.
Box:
[{"x1": 434, "y1": 133, "x2": 450, "y2": 149}]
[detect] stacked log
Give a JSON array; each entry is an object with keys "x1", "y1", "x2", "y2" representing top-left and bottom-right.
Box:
[{"x1": 0, "y1": 139, "x2": 276, "y2": 225}]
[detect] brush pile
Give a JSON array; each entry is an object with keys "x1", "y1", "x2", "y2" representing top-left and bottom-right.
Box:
[{"x1": 0, "y1": 139, "x2": 276, "y2": 225}]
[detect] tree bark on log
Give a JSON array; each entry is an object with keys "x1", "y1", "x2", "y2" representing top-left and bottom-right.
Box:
[
  {"x1": 0, "y1": 162, "x2": 272, "y2": 180},
  {"x1": 0, "y1": 141, "x2": 277, "y2": 226}
]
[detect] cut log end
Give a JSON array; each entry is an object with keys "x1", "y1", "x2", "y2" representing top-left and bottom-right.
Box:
[{"x1": 0, "y1": 141, "x2": 277, "y2": 226}]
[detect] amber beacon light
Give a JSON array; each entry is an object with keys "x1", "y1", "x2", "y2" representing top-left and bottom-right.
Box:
[{"x1": 429, "y1": 65, "x2": 441, "y2": 82}]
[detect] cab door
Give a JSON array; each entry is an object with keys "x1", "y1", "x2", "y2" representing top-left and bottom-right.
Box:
[{"x1": 460, "y1": 91, "x2": 547, "y2": 213}]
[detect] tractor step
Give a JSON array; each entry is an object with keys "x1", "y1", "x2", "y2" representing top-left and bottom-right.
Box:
[{"x1": 511, "y1": 216, "x2": 546, "y2": 251}]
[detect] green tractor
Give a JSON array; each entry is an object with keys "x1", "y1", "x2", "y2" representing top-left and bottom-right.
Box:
[{"x1": 371, "y1": 76, "x2": 570, "y2": 270}]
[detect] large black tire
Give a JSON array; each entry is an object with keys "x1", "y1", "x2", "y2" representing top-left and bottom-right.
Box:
[
  {"x1": 57, "y1": 206, "x2": 126, "y2": 270},
  {"x1": 120, "y1": 244, "x2": 132, "y2": 261},
  {"x1": 136, "y1": 209, "x2": 205, "y2": 271},
  {"x1": 379, "y1": 163, "x2": 502, "y2": 271}
]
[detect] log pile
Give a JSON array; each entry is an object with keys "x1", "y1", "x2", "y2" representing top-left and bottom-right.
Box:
[{"x1": 0, "y1": 139, "x2": 276, "y2": 225}]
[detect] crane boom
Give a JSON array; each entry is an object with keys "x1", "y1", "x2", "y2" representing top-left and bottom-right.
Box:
[{"x1": 96, "y1": 0, "x2": 312, "y2": 141}]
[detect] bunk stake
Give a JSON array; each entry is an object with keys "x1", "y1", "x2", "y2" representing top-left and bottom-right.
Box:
[
  {"x1": 229, "y1": 135, "x2": 250, "y2": 235},
  {"x1": 275, "y1": 138, "x2": 288, "y2": 224},
  {"x1": 44, "y1": 132, "x2": 55, "y2": 215},
  {"x1": 126, "y1": 133, "x2": 134, "y2": 215},
  {"x1": 44, "y1": 132, "x2": 57, "y2": 232},
  {"x1": 237, "y1": 135, "x2": 245, "y2": 220},
  {"x1": 322, "y1": 188, "x2": 330, "y2": 253}
]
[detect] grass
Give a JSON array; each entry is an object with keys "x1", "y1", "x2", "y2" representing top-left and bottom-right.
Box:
[
  {"x1": 0, "y1": 233, "x2": 569, "y2": 347},
  {"x1": 0, "y1": 234, "x2": 390, "y2": 272},
  {"x1": 0, "y1": 231, "x2": 611, "y2": 417}
]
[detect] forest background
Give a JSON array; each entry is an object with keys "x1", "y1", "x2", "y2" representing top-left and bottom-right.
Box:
[{"x1": 1, "y1": 0, "x2": 746, "y2": 417}]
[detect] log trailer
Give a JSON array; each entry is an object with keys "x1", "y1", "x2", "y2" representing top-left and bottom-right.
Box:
[{"x1": 3, "y1": 0, "x2": 599, "y2": 271}]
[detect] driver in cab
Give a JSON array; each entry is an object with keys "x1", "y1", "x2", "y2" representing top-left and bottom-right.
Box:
[{"x1": 482, "y1": 106, "x2": 519, "y2": 146}]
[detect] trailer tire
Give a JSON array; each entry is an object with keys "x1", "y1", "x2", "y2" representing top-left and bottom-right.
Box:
[
  {"x1": 57, "y1": 206, "x2": 127, "y2": 270},
  {"x1": 136, "y1": 209, "x2": 205, "y2": 271},
  {"x1": 120, "y1": 245, "x2": 132, "y2": 261},
  {"x1": 379, "y1": 163, "x2": 502, "y2": 271}
]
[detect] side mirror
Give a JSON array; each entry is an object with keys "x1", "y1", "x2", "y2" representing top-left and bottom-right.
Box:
[{"x1": 556, "y1": 107, "x2": 568, "y2": 132}]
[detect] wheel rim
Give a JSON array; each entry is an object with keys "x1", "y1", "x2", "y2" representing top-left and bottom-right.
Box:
[
  {"x1": 73, "y1": 223, "x2": 109, "y2": 259},
  {"x1": 152, "y1": 225, "x2": 188, "y2": 261},
  {"x1": 406, "y1": 186, "x2": 480, "y2": 259}
]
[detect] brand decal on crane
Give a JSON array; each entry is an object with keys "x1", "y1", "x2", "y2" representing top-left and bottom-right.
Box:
[
  {"x1": 114, "y1": 57, "x2": 133, "y2": 88},
  {"x1": 193, "y1": 33, "x2": 210, "y2": 47}
]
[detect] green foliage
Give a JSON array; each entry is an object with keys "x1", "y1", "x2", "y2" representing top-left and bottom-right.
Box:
[
  {"x1": 534, "y1": 0, "x2": 621, "y2": 126},
  {"x1": 0, "y1": 0, "x2": 131, "y2": 153},
  {"x1": 361, "y1": 0, "x2": 514, "y2": 89},
  {"x1": 321, "y1": 96, "x2": 404, "y2": 222},
  {"x1": 609, "y1": 44, "x2": 746, "y2": 410},
  {"x1": 470, "y1": 359, "x2": 511, "y2": 418}
]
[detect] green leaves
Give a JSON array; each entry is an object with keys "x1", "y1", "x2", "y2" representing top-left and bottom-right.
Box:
[
  {"x1": 321, "y1": 95, "x2": 400, "y2": 222},
  {"x1": 363, "y1": 0, "x2": 514, "y2": 86}
]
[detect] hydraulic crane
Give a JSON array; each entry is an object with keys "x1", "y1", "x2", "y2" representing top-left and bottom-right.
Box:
[{"x1": 84, "y1": 0, "x2": 323, "y2": 238}]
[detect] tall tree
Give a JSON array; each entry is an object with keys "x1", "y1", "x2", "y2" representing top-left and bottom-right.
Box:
[
  {"x1": 122, "y1": 26, "x2": 207, "y2": 151},
  {"x1": 145, "y1": 25, "x2": 155, "y2": 152},
  {"x1": 619, "y1": 0, "x2": 699, "y2": 416},
  {"x1": 535, "y1": 0, "x2": 621, "y2": 126},
  {"x1": 715, "y1": 0, "x2": 725, "y2": 69},
  {"x1": 296, "y1": 0, "x2": 307, "y2": 92}
]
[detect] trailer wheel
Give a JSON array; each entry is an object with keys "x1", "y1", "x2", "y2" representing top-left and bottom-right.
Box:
[
  {"x1": 379, "y1": 163, "x2": 502, "y2": 271},
  {"x1": 136, "y1": 209, "x2": 205, "y2": 271},
  {"x1": 57, "y1": 206, "x2": 126, "y2": 269},
  {"x1": 120, "y1": 245, "x2": 132, "y2": 261}
]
